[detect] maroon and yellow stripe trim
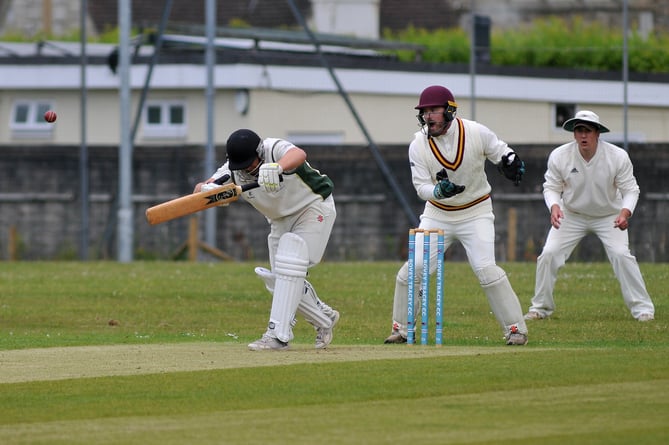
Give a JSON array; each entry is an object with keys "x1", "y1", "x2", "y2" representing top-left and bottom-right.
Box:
[
  {"x1": 429, "y1": 194, "x2": 490, "y2": 211},
  {"x1": 428, "y1": 118, "x2": 465, "y2": 170}
]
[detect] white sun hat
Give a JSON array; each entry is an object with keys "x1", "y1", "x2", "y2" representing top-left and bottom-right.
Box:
[{"x1": 562, "y1": 110, "x2": 610, "y2": 133}]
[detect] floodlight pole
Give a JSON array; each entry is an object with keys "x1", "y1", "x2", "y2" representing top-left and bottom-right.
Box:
[
  {"x1": 623, "y1": 0, "x2": 629, "y2": 151},
  {"x1": 469, "y1": 1, "x2": 477, "y2": 120},
  {"x1": 117, "y1": 0, "x2": 133, "y2": 262},
  {"x1": 286, "y1": 0, "x2": 418, "y2": 227},
  {"x1": 79, "y1": 0, "x2": 89, "y2": 260},
  {"x1": 204, "y1": 0, "x2": 217, "y2": 247}
]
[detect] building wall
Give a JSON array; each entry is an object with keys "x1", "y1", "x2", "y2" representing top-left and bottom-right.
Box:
[
  {"x1": 3, "y1": 79, "x2": 669, "y2": 150},
  {"x1": 1, "y1": 142, "x2": 667, "y2": 262}
]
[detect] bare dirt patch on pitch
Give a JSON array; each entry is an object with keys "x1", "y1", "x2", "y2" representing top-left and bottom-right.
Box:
[{"x1": 0, "y1": 342, "x2": 540, "y2": 384}]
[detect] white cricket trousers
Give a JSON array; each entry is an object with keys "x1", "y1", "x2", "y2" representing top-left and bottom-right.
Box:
[
  {"x1": 267, "y1": 195, "x2": 336, "y2": 269},
  {"x1": 391, "y1": 213, "x2": 527, "y2": 336},
  {"x1": 529, "y1": 209, "x2": 655, "y2": 318}
]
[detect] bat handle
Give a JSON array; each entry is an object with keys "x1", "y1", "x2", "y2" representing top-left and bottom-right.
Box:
[
  {"x1": 241, "y1": 182, "x2": 260, "y2": 192},
  {"x1": 213, "y1": 174, "x2": 230, "y2": 185},
  {"x1": 215, "y1": 174, "x2": 282, "y2": 191}
]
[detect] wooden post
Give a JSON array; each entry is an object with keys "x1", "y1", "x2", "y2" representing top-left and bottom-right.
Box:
[
  {"x1": 507, "y1": 207, "x2": 517, "y2": 262},
  {"x1": 8, "y1": 225, "x2": 17, "y2": 261},
  {"x1": 43, "y1": 0, "x2": 52, "y2": 36},
  {"x1": 170, "y1": 215, "x2": 235, "y2": 261},
  {"x1": 188, "y1": 216, "x2": 198, "y2": 261}
]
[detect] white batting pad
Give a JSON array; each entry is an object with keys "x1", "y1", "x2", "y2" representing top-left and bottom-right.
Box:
[
  {"x1": 269, "y1": 233, "x2": 309, "y2": 342},
  {"x1": 299, "y1": 281, "x2": 335, "y2": 329},
  {"x1": 255, "y1": 267, "x2": 275, "y2": 293},
  {"x1": 255, "y1": 266, "x2": 301, "y2": 328},
  {"x1": 477, "y1": 265, "x2": 527, "y2": 335}
]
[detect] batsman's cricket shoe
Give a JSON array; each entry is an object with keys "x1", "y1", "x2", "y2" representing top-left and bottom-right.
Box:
[
  {"x1": 505, "y1": 325, "x2": 528, "y2": 346},
  {"x1": 315, "y1": 310, "x2": 340, "y2": 349},
  {"x1": 248, "y1": 334, "x2": 289, "y2": 351},
  {"x1": 637, "y1": 313, "x2": 654, "y2": 322}
]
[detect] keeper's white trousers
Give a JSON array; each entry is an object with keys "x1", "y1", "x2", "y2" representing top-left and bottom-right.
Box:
[
  {"x1": 392, "y1": 213, "x2": 527, "y2": 336},
  {"x1": 529, "y1": 209, "x2": 655, "y2": 319}
]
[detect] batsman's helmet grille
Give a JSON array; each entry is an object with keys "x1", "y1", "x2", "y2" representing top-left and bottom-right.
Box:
[{"x1": 226, "y1": 129, "x2": 262, "y2": 170}]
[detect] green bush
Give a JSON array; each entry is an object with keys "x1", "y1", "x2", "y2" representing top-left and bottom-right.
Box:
[
  {"x1": 384, "y1": 25, "x2": 470, "y2": 63},
  {"x1": 386, "y1": 16, "x2": 669, "y2": 73}
]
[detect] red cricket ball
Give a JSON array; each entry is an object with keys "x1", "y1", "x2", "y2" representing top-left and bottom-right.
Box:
[{"x1": 44, "y1": 110, "x2": 57, "y2": 123}]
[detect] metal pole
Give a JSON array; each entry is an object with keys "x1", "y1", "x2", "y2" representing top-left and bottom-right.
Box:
[
  {"x1": 623, "y1": 0, "x2": 629, "y2": 151},
  {"x1": 204, "y1": 0, "x2": 217, "y2": 247},
  {"x1": 130, "y1": 0, "x2": 173, "y2": 141},
  {"x1": 469, "y1": 2, "x2": 477, "y2": 120},
  {"x1": 286, "y1": 0, "x2": 418, "y2": 227},
  {"x1": 79, "y1": 0, "x2": 89, "y2": 260},
  {"x1": 117, "y1": 0, "x2": 133, "y2": 262}
]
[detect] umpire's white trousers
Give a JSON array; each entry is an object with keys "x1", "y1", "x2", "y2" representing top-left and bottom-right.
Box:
[{"x1": 529, "y1": 209, "x2": 655, "y2": 319}]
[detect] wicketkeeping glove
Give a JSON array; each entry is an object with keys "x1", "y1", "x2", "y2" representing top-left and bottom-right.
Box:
[
  {"x1": 433, "y1": 168, "x2": 465, "y2": 199},
  {"x1": 258, "y1": 163, "x2": 283, "y2": 193},
  {"x1": 498, "y1": 152, "x2": 525, "y2": 186}
]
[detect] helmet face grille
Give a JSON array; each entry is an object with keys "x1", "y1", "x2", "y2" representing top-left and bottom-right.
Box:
[{"x1": 226, "y1": 129, "x2": 261, "y2": 170}]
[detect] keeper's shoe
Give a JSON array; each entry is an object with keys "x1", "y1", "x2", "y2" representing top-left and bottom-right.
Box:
[
  {"x1": 505, "y1": 325, "x2": 528, "y2": 346},
  {"x1": 524, "y1": 310, "x2": 545, "y2": 320},
  {"x1": 248, "y1": 334, "x2": 289, "y2": 351},
  {"x1": 384, "y1": 330, "x2": 407, "y2": 344},
  {"x1": 637, "y1": 313, "x2": 654, "y2": 322},
  {"x1": 315, "y1": 310, "x2": 340, "y2": 349}
]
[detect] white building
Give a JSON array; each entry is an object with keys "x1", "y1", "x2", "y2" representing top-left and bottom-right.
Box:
[{"x1": 2, "y1": 33, "x2": 669, "y2": 149}]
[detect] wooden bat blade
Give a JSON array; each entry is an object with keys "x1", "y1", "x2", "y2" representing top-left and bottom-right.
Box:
[{"x1": 145, "y1": 183, "x2": 243, "y2": 225}]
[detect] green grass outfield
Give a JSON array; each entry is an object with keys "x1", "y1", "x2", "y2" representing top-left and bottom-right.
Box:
[{"x1": 0, "y1": 261, "x2": 667, "y2": 444}]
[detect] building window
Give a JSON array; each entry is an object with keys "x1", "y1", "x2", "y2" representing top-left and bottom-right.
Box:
[
  {"x1": 142, "y1": 101, "x2": 187, "y2": 139},
  {"x1": 555, "y1": 103, "x2": 576, "y2": 129},
  {"x1": 9, "y1": 100, "x2": 55, "y2": 137}
]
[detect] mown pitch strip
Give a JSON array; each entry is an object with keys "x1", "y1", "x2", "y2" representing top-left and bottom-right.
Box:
[{"x1": 0, "y1": 342, "x2": 544, "y2": 383}]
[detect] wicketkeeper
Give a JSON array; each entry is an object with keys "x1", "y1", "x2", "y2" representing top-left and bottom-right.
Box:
[
  {"x1": 194, "y1": 129, "x2": 339, "y2": 351},
  {"x1": 384, "y1": 85, "x2": 529, "y2": 346}
]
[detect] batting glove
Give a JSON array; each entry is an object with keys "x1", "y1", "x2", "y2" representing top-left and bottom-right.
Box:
[
  {"x1": 499, "y1": 152, "x2": 525, "y2": 186},
  {"x1": 201, "y1": 182, "x2": 223, "y2": 192},
  {"x1": 258, "y1": 163, "x2": 283, "y2": 193}
]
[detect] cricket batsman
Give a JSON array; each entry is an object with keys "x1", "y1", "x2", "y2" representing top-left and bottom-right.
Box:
[{"x1": 194, "y1": 129, "x2": 339, "y2": 351}]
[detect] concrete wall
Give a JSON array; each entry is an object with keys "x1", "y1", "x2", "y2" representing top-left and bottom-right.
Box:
[{"x1": 1, "y1": 141, "x2": 667, "y2": 262}]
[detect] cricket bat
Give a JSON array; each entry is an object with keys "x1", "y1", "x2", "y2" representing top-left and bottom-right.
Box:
[{"x1": 145, "y1": 181, "x2": 259, "y2": 225}]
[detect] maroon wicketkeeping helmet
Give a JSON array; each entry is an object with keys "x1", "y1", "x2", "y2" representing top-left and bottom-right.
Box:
[{"x1": 415, "y1": 85, "x2": 458, "y2": 123}]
